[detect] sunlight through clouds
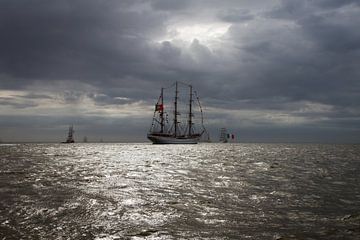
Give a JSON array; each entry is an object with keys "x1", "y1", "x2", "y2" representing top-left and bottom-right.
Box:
[{"x1": 162, "y1": 23, "x2": 231, "y2": 46}]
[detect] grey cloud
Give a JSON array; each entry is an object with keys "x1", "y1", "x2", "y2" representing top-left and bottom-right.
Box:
[
  {"x1": 218, "y1": 9, "x2": 255, "y2": 22},
  {"x1": 18, "y1": 93, "x2": 54, "y2": 99},
  {"x1": 267, "y1": 0, "x2": 360, "y2": 20},
  {"x1": 298, "y1": 13, "x2": 360, "y2": 52},
  {"x1": 266, "y1": 1, "x2": 308, "y2": 19},
  {"x1": 62, "y1": 91, "x2": 85, "y2": 104},
  {"x1": 0, "y1": 0, "x2": 359, "y2": 142},
  {"x1": 0, "y1": 97, "x2": 38, "y2": 109},
  {"x1": 157, "y1": 41, "x2": 182, "y2": 65},
  {"x1": 312, "y1": 0, "x2": 360, "y2": 9},
  {"x1": 87, "y1": 93, "x2": 133, "y2": 106},
  {"x1": 224, "y1": 2, "x2": 360, "y2": 109},
  {"x1": 151, "y1": 0, "x2": 190, "y2": 11},
  {"x1": 0, "y1": 0, "x2": 167, "y2": 87},
  {"x1": 189, "y1": 39, "x2": 213, "y2": 61}
]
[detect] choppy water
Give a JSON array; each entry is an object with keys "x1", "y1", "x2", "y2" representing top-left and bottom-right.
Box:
[{"x1": 0, "y1": 143, "x2": 360, "y2": 239}]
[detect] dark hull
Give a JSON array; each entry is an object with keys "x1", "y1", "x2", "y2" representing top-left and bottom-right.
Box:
[{"x1": 147, "y1": 134, "x2": 200, "y2": 144}]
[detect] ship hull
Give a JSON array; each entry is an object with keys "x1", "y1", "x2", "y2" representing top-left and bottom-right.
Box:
[{"x1": 147, "y1": 134, "x2": 199, "y2": 144}]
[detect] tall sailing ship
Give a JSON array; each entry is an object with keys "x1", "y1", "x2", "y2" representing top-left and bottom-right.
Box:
[
  {"x1": 147, "y1": 82, "x2": 206, "y2": 144},
  {"x1": 62, "y1": 125, "x2": 75, "y2": 143},
  {"x1": 219, "y1": 127, "x2": 235, "y2": 143},
  {"x1": 219, "y1": 128, "x2": 228, "y2": 143}
]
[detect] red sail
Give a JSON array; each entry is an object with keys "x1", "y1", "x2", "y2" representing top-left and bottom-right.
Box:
[{"x1": 155, "y1": 104, "x2": 164, "y2": 111}]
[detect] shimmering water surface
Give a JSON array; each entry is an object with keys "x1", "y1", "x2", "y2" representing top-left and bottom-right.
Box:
[{"x1": 1, "y1": 143, "x2": 360, "y2": 239}]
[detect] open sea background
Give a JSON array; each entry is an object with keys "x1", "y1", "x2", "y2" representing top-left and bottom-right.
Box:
[{"x1": 0, "y1": 143, "x2": 359, "y2": 239}]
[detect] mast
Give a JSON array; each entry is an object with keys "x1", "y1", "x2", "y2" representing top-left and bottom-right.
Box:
[
  {"x1": 220, "y1": 128, "x2": 228, "y2": 143},
  {"x1": 160, "y1": 87, "x2": 164, "y2": 133},
  {"x1": 68, "y1": 125, "x2": 73, "y2": 139},
  {"x1": 195, "y1": 90, "x2": 206, "y2": 136},
  {"x1": 174, "y1": 81, "x2": 178, "y2": 137},
  {"x1": 67, "y1": 125, "x2": 74, "y2": 143},
  {"x1": 188, "y1": 85, "x2": 193, "y2": 136}
]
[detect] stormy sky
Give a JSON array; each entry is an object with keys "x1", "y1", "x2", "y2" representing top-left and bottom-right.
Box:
[{"x1": 0, "y1": 0, "x2": 359, "y2": 143}]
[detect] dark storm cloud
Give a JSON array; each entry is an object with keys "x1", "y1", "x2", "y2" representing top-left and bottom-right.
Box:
[
  {"x1": 268, "y1": 0, "x2": 360, "y2": 53},
  {"x1": 312, "y1": 0, "x2": 360, "y2": 9},
  {"x1": 0, "y1": 0, "x2": 166, "y2": 89},
  {"x1": 150, "y1": 0, "x2": 190, "y2": 11},
  {"x1": 299, "y1": 14, "x2": 360, "y2": 52},
  {"x1": 218, "y1": 9, "x2": 255, "y2": 22},
  {"x1": 215, "y1": 0, "x2": 360, "y2": 111},
  {"x1": 268, "y1": 0, "x2": 360, "y2": 19},
  {"x1": 0, "y1": 0, "x2": 359, "y2": 142}
]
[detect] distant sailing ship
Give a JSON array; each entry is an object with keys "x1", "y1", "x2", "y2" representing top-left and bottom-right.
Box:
[
  {"x1": 220, "y1": 128, "x2": 228, "y2": 143},
  {"x1": 219, "y1": 128, "x2": 235, "y2": 143},
  {"x1": 147, "y1": 81, "x2": 206, "y2": 144},
  {"x1": 62, "y1": 125, "x2": 75, "y2": 143}
]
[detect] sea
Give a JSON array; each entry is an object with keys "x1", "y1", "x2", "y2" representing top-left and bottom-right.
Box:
[{"x1": 0, "y1": 143, "x2": 359, "y2": 239}]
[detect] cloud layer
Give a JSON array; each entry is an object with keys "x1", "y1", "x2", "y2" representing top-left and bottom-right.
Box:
[{"x1": 0, "y1": 0, "x2": 359, "y2": 142}]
